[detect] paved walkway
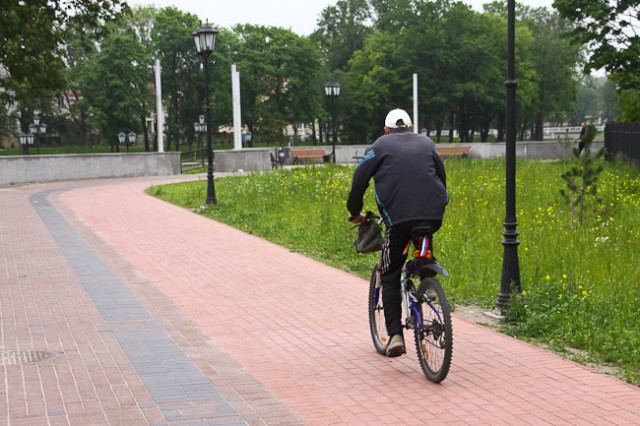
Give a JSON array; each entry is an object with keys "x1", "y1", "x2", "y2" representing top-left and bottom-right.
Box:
[{"x1": 1, "y1": 176, "x2": 639, "y2": 425}]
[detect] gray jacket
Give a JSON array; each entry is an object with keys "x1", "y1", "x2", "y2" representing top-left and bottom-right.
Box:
[{"x1": 347, "y1": 128, "x2": 448, "y2": 226}]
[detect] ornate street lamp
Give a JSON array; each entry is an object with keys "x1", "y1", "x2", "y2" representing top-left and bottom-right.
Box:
[
  {"x1": 193, "y1": 115, "x2": 207, "y2": 167},
  {"x1": 118, "y1": 131, "x2": 127, "y2": 146},
  {"x1": 241, "y1": 130, "x2": 252, "y2": 146},
  {"x1": 118, "y1": 131, "x2": 137, "y2": 152},
  {"x1": 324, "y1": 82, "x2": 340, "y2": 163},
  {"x1": 193, "y1": 21, "x2": 218, "y2": 205},
  {"x1": 28, "y1": 114, "x2": 47, "y2": 154},
  {"x1": 127, "y1": 131, "x2": 136, "y2": 148},
  {"x1": 196, "y1": 115, "x2": 206, "y2": 132},
  {"x1": 19, "y1": 132, "x2": 35, "y2": 155},
  {"x1": 497, "y1": 0, "x2": 521, "y2": 314}
]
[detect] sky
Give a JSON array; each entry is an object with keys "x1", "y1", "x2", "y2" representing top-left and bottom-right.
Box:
[{"x1": 128, "y1": 0, "x2": 556, "y2": 35}]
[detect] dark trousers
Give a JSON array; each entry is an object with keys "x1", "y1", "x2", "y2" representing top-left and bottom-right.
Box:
[{"x1": 380, "y1": 219, "x2": 441, "y2": 337}]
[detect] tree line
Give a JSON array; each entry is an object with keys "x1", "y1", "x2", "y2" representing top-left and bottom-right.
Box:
[{"x1": 1, "y1": 0, "x2": 638, "y2": 149}]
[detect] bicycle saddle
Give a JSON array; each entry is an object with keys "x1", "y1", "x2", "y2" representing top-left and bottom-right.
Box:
[{"x1": 410, "y1": 225, "x2": 433, "y2": 237}]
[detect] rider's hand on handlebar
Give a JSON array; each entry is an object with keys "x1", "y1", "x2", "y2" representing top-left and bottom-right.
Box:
[{"x1": 349, "y1": 214, "x2": 367, "y2": 224}]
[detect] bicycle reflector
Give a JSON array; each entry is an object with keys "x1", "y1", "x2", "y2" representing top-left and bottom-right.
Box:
[{"x1": 413, "y1": 238, "x2": 432, "y2": 259}]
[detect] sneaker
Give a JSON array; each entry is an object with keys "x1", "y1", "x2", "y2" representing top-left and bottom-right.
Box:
[{"x1": 386, "y1": 334, "x2": 406, "y2": 357}]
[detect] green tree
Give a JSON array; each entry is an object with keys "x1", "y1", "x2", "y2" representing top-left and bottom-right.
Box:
[
  {"x1": 521, "y1": 7, "x2": 579, "y2": 140},
  {"x1": 412, "y1": 0, "x2": 462, "y2": 141},
  {"x1": 598, "y1": 78, "x2": 621, "y2": 123},
  {"x1": 560, "y1": 124, "x2": 605, "y2": 227},
  {"x1": 0, "y1": 0, "x2": 126, "y2": 105},
  {"x1": 62, "y1": 27, "x2": 99, "y2": 147},
  {"x1": 312, "y1": 0, "x2": 372, "y2": 72},
  {"x1": 617, "y1": 89, "x2": 640, "y2": 122},
  {"x1": 0, "y1": 106, "x2": 14, "y2": 138},
  {"x1": 443, "y1": 6, "x2": 507, "y2": 142},
  {"x1": 123, "y1": 6, "x2": 159, "y2": 151},
  {"x1": 152, "y1": 7, "x2": 201, "y2": 151},
  {"x1": 369, "y1": 0, "x2": 416, "y2": 32},
  {"x1": 483, "y1": 2, "x2": 574, "y2": 140},
  {"x1": 78, "y1": 30, "x2": 152, "y2": 152},
  {"x1": 553, "y1": 0, "x2": 640, "y2": 93},
  {"x1": 152, "y1": 11, "x2": 235, "y2": 150},
  {"x1": 342, "y1": 30, "x2": 411, "y2": 143},
  {"x1": 231, "y1": 25, "x2": 322, "y2": 144},
  {"x1": 570, "y1": 78, "x2": 600, "y2": 125},
  {"x1": 341, "y1": 0, "x2": 461, "y2": 142}
]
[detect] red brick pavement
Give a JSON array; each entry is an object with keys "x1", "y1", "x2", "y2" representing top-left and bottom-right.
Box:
[
  {"x1": 2, "y1": 183, "x2": 152, "y2": 425},
  {"x1": 2, "y1": 176, "x2": 640, "y2": 425}
]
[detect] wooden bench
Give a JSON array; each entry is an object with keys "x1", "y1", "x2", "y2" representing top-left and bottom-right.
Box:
[
  {"x1": 290, "y1": 148, "x2": 327, "y2": 164},
  {"x1": 436, "y1": 145, "x2": 471, "y2": 158}
]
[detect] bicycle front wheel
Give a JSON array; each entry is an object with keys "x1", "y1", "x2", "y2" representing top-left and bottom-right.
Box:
[
  {"x1": 414, "y1": 277, "x2": 452, "y2": 383},
  {"x1": 368, "y1": 265, "x2": 388, "y2": 354}
]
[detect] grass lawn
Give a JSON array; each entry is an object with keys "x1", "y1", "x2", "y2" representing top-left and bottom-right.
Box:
[{"x1": 147, "y1": 159, "x2": 640, "y2": 385}]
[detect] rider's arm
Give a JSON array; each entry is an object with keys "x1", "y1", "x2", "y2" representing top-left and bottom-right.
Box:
[
  {"x1": 433, "y1": 151, "x2": 447, "y2": 188},
  {"x1": 347, "y1": 148, "x2": 377, "y2": 218}
]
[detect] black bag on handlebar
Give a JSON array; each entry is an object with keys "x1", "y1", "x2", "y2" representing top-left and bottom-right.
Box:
[{"x1": 354, "y1": 219, "x2": 383, "y2": 253}]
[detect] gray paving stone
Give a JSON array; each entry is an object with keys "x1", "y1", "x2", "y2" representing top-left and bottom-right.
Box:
[{"x1": 30, "y1": 190, "x2": 239, "y2": 423}]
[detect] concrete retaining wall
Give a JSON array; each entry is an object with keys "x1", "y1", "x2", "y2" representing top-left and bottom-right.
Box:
[
  {"x1": 0, "y1": 152, "x2": 181, "y2": 186},
  {"x1": 215, "y1": 149, "x2": 272, "y2": 173},
  {"x1": 466, "y1": 140, "x2": 604, "y2": 160},
  {"x1": 214, "y1": 141, "x2": 604, "y2": 173},
  {"x1": 0, "y1": 140, "x2": 605, "y2": 185}
]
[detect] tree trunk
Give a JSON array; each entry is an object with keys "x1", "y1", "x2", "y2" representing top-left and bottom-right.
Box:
[
  {"x1": 311, "y1": 122, "x2": 317, "y2": 145},
  {"x1": 534, "y1": 112, "x2": 544, "y2": 141},
  {"x1": 480, "y1": 126, "x2": 489, "y2": 142}
]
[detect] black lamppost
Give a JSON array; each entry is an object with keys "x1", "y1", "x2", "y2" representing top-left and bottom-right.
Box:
[
  {"x1": 118, "y1": 131, "x2": 126, "y2": 148},
  {"x1": 19, "y1": 132, "x2": 35, "y2": 155},
  {"x1": 241, "y1": 130, "x2": 252, "y2": 147},
  {"x1": 193, "y1": 115, "x2": 206, "y2": 168},
  {"x1": 497, "y1": 0, "x2": 521, "y2": 314},
  {"x1": 193, "y1": 22, "x2": 218, "y2": 205},
  {"x1": 324, "y1": 82, "x2": 340, "y2": 163},
  {"x1": 28, "y1": 114, "x2": 47, "y2": 155},
  {"x1": 127, "y1": 131, "x2": 136, "y2": 151},
  {"x1": 118, "y1": 131, "x2": 136, "y2": 152}
]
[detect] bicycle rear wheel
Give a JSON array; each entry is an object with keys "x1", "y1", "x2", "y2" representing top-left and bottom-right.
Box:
[
  {"x1": 368, "y1": 265, "x2": 388, "y2": 354},
  {"x1": 414, "y1": 277, "x2": 452, "y2": 383}
]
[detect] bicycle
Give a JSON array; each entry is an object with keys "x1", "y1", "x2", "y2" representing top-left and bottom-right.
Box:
[{"x1": 363, "y1": 212, "x2": 453, "y2": 383}]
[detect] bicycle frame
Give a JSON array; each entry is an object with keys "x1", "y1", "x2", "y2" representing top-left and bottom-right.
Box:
[
  {"x1": 402, "y1": 275, "x2": 424, "y2": 329},
  {"x1": 401, "y1": 234, "x2": 446, "y2": 333},
  {"x1": 365, "y1": 212, "x2": 453, "y2": 383}
]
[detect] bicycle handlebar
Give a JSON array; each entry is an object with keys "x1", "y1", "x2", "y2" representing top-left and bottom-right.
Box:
[
  {"x1": 365, "y1": 211, "x2": 380, "y2": 220},
  {"x1": 348, "y1": 210, "x2": 380, "y2": 222}
]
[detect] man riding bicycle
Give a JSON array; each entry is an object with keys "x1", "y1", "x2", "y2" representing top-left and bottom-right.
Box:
[{"x1": 347, "y1": 108, "x2": 448, "y2": 357}]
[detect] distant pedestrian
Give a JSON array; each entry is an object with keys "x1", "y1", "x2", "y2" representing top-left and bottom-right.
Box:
[{"x1": 578, "y1": 122, "x2": 586, "y2": 155}]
